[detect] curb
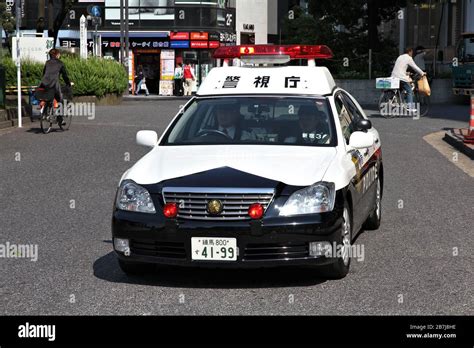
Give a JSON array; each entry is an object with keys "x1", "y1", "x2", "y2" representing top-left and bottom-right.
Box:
[
  {"x1": 123, "y1": 95, "x2": 194, "y2": 102},
  {"x1": 443, "y1": 129, "x2": 474, "y2": 160}
]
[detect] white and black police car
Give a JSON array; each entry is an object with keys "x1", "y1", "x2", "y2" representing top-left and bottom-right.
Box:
[{"x1": 113, "y1": 45, "x2": 383, "y2": 279}]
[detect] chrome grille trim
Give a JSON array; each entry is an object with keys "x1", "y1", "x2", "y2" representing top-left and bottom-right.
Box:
[{"x1": 162, "y1": 187, "x2": 275, "y2": 221}]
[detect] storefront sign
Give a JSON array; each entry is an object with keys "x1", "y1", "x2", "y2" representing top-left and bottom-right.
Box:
[
  {"x1": 190, "y1": 41, "x2": 208, "y2": 49},
  {"x1": 191, "y1": 32, "x2": 209, "y2": 41},
  {"x1": 161, "y1": 50, "x2": 175, "y2": 60},
  {"x1": 12, "y1": 37, "x2": 55, "y2": 64},
  {"x1": 243, "y1": 24, "x2": 255, "y2": 31},
  {"x1": 170, "y1": 41, "x2": 190, "y2": 49},
  {"x1": 209, "y1": 33, "x2": 220, "y2": 41},
  {"x1": 170, "y1": 32, "x2": 190, "y2": 40},
  {"x1": 209, "y1": 41, "x2": 220, "y2": 49}
]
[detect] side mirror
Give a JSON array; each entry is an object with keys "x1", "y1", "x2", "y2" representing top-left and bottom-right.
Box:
[
  {"x1": 349, "y1": 131, "x2": 375, "y2": 150},
  {"x1": 355, "y1": 119, "x2": 372, "y2": 132},
  {"x1": 136, "y1": 130, "x2": 158, "y2": 148}
]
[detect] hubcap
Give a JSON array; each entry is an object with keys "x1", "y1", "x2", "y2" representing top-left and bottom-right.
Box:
[{"x1": 341, "y1": 207, "x2": 351, "y2": 266}]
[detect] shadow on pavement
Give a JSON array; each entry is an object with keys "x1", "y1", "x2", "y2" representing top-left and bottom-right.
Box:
[{"x1": 93, "y1": 252, "x2": 328, "y2": 289}]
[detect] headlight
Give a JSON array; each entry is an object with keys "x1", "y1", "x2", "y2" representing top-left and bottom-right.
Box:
[
  {"x1": 279, "y1": 182, "x2": 336, "y2": 216},
  {"x1": 116, "y1": 180, "x2": 156, "y2": 214}
]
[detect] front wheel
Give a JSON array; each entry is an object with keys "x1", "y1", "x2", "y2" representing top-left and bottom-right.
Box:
[
  {"x1": 417, "y1": 93, "x2": 430, "y2": 117},
  {"x1": 363, "y1": 175, "x2": 382, "y2": 230},
  {"x1": 319, "y1": 202, "x2": 352, "y2": 279},
  {"x1": 58, "y1": 114, "x2": 72, "y2": 131},
  {"x1": 378, "y1": 90, "x2": 401, "y2": 118}
]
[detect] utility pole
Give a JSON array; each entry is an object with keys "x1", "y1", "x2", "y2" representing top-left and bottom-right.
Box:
[
  {"x1": 16, "y1": 0, "x2": 22, "y2": 128},
  {"x1": 120, "y1": 0, "x2": 125, "y2": 65},
  {"x1": 125, "y1": 0, "x2": 130, "y2": 95}
]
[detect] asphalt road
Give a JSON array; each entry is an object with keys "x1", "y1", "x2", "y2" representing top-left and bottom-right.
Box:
[{"x1": 0, "y1": 100, "x2": 472, "y2": 315}]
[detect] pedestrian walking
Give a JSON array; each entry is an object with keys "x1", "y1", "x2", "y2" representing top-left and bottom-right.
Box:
[
  {"x1": 183, "y1": 63, "x2": 196, "y2": 96},
  {"x1": 135, "y1": 66, "x2": 149, "y2": 96},
  {"x1": 174, "y1": 63, "x2": 184, "y2": 96}
]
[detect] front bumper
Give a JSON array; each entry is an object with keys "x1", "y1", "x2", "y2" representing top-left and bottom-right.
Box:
[{"x1": 112, "y1": 209, "x2": 343, "y2": 269}]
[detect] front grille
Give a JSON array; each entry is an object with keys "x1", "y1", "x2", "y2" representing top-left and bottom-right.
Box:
[
  {"x1": 130, "y1": 239, "x2": 186, "y2": 259},
  {"x1": 243, "y1": 243, "x2": 309, "y2": 261},
  {"x1": 163, "y1": 187, "x2": 274, "y2": 221}
]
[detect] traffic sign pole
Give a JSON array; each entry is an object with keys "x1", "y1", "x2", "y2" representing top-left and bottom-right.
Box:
[{"x1": 16, "y1": 0, "x2": 22, "y2": 128}]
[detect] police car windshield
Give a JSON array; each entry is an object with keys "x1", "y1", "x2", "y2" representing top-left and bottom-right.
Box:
[{"x1": 163, "y1": 97, "x2": 336, "y2": 147}]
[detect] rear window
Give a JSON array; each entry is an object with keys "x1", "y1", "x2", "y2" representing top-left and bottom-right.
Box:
[{"x1": 162, "y1": 97, "x2": 336, "y2": 147}]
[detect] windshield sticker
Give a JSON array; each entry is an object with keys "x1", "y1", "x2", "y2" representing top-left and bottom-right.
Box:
[{"x1": 223, "y1": 76, "x2": 241, "y2": 88}]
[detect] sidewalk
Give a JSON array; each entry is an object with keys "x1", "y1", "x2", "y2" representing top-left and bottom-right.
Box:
[{"x1": 123, "y1": 94, "x2": 193, "y2": 102}]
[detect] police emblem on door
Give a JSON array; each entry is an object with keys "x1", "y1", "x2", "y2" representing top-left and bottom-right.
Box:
[{"x1": 207, "y1": 200, "x2": 224, "y2": 215}]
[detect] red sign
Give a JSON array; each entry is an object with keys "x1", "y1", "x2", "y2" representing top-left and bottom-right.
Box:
[
  {"x1": 170, "y1": 32, "x2": 189, "y2": 40},
  {"x1": 191, "y1": 32, "x2": 209, "y2": 41},
  {"x1": 191, "y1": 41, "x2": 209, "y2": 49},
  {"x1": 209, "y1": 41, "x2": 220, "y2": 49}
]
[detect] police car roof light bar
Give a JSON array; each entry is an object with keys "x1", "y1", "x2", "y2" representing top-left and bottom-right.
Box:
[{"x1": 213, "y1": 45, "x2": 334, "y2": 63}]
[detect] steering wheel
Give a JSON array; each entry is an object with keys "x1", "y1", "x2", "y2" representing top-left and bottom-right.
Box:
[{"x1": 197, "y1": 129, "x2": 233, "y2": 140}]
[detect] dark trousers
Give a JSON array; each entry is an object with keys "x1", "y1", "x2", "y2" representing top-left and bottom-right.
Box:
[{"x1": 174, "y1": 79, "x2": 184, "y2": 96}]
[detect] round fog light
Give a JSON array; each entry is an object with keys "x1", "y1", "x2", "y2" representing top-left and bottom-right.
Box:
[{"x1": 114, "y1": 238, "x2": 130, "y2": 253}]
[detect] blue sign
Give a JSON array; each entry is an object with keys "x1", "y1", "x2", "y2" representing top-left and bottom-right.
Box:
[
  {"x1": 170, "y1": 41, "x2": 190, "y2": 49},
  {"x1": 91, "y1": 6, "x2": 102, "y2": 17}
]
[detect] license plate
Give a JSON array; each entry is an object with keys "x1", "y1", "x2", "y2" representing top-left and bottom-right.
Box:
[{"x1": 191, "y1": 238, "x2": 237, "y2": 261}]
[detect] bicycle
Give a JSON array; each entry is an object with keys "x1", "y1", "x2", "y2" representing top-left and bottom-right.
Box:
[
  {"x1": 35, "y1": 85, "x2": 73, "y2": 134},
  {"x1": 378, "y1": 73, "x2": 430, "y2": 118}
]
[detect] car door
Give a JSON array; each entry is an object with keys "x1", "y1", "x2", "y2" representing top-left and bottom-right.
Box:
[
  {"x1": 340, "y1": 92, "x2": 378, "y2": 226},
  {"x1": 334, "y1": 92, "x2": 366, "y2": 231}
]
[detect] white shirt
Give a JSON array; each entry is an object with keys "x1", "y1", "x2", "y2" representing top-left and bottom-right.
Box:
[
  {"x1": 174, "y1": 67, "x2": 183, "y2": 79},
  {"x1": 391, "y1": 54, "x2": 424, "y2": 82}
]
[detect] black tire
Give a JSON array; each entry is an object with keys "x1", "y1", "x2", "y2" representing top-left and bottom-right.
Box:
[
  {"x1": 363, "y1": 174, "x2": 382, "y2": 230},
  {"x1": 378, "y1": 90, "x2": 400, "y2": 118},
  {"x1": 319, "y1": 202, "x2": 352, "y2": 279},
  {"x1": 418, "y1": 93, "x2": 430, "y2": 117},
  {"x1": 40, "y1": 105, "x2": 53, "y2": 134},
  {"x1": 58, "y1": 114, "x2": 72, "y2": 131}
]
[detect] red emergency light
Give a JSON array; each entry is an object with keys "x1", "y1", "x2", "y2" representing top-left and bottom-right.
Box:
[{"x1": 213, "y1": 45, "x2": 334, "y2": 60}]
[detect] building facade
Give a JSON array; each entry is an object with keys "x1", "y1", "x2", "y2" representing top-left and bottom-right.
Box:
[
  {"x1": 235, "y1": 0, "x2": 268, "y2": 45},
  {"x1": 57, "y1": 0, "x2": 237, "y2": 94}
]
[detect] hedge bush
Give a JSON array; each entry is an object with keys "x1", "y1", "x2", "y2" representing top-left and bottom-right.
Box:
[{"x1": 1, "y1": 56, "x2": 128, "y2": 97}]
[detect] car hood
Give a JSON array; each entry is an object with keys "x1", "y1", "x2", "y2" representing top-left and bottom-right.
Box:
[{"x1": 122, "y1": 145, "x2": 337, "y2": 187}]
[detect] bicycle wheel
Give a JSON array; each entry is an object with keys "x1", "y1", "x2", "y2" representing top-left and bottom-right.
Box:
[
  {"x1": 40, "y1": 104, "x2": 53, "y2": 134},
  {"x1": 418, "y1": 93, "x2": 430, "y2": 117},
  {"x1": 58, "y1": 113, "x2": 72, "y2": 131},
  {"x1": 378, "y1": 90, "x2": 400, "y2": 118}
]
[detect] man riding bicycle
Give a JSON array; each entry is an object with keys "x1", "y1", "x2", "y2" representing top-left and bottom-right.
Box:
[
  {"x1": 391, "y1": 47, "x2": 426, "y2": 112},
  {"x1": 39, "y1": 49, "x2": 72, "y2": 125}
]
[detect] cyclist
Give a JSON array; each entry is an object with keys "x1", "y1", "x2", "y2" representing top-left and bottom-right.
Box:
[
  {"x1": 391, "y1": 47, "x2": 425, "y2": 112},
  {"x1": 39, "y1": 49, "x2": 72, "y2": 125}
]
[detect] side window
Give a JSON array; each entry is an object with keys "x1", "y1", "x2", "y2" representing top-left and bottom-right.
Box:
[
  {"x1": 335, "y1": 94, "x2": 353, "y2": 144},
  {"x1": 342, "y1": 93, "x2": 364, "y2": 124}
]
